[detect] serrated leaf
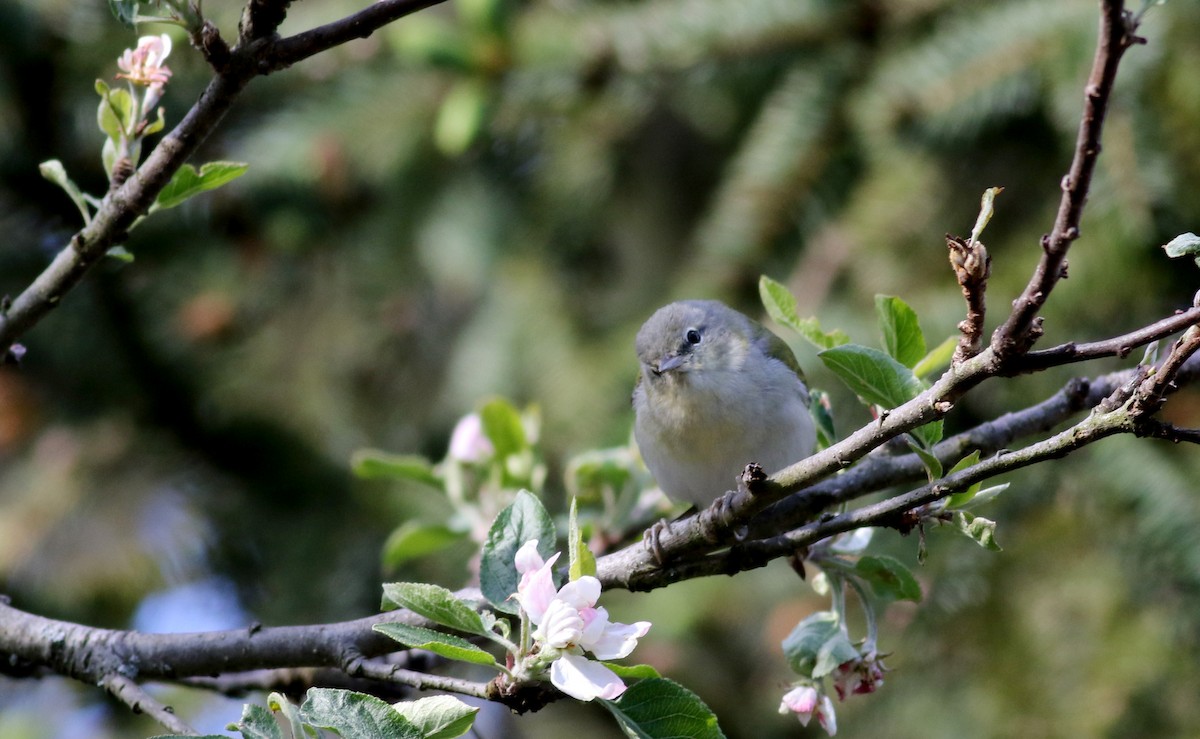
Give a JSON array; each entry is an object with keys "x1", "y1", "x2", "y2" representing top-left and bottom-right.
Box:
[
  {"x1": 351, "y1": 448, "x2": 444, "y2": 490},
  {"x1": 944, "y1": 450, "x2": 983, "y2": 508},
  {"x1": 479, "y1": 490, "x2": 556, "y2": 612},
  {"x1": 373, "y1": 622, "x2": 500, "y2": 667},
  {"x1": 152, "y1": 161, "x2": 249, "y2": 212},
  {"x1": 913, "y1": 335, "x2": 957, "y2": 379},
  {"x1": 39, "y1": 160, "x2": 92, "y2": 225},
  {"x1": 228, "y1": 702, "x2": 284, "y2": 739},
  {"x1": 956, "y1": 512, "x2": 1002, "y2": 551},
  {"x1": 392, "y1": 695, "x2": 479, "y2": 739},
  {"x1": 759, "y1": 275, "x2": 850, "y2": 350},
  {"x1": 855, "y1": 555, "x2": 922, "y2": 602},
  {"x1": 601, "y1": 678, "x2": 725, "y2": 739},
  {"x1": 781, "y1": 611, "x2": 840, "y2": 676},
  {"x1": 380, "y1": 582, "x2": 487, "y2": 635},
  {"x1": 875, "y1": 295, "x2": 926, "y2": 369},
  {"x1": 568, "y1": 498, "x2": 597, "y2": 581},
  {"x1": 300, "y1": 688, "x2": 423, "y2": 739},
  {"x1": 819, "y1": 343, "x2": 942, "y2": 447},
  {"x1": 382, "y1": 522, "x2": 466, "y2": 569}
]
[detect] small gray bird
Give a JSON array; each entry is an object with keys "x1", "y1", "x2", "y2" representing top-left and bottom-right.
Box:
[{"x1": 632, "y1": 300, "x2": 816, "y2": 507}]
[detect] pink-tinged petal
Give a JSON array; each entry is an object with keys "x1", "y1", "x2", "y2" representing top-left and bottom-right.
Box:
[
  {"x1": 779, "y1": 685, "x2": 818, "y2": 725},
  {"x1": 817, "y1": 695, "x2": 837, "y2": 736},
  {"x1": 585, "y1": 618, "x2": 651, "y2": 660},
  {"x1": 549, "y1": 653, "x2": 627, "y2": 701},
  {"x1": 514, "y1": 539, "x2": 544, "y2": 575},
  {"x1": 535, "y1": 599, "x2": 584, "y2": 649},
  {"x1": 556, "y1": 576, "x2": 601, "y2": 610},
  {"x1": 577, "y1": 605, "x2": 609, "y2": 647},
  {"x1": 515, "y1": 551, "x2": 560, "y2": 624},
  {"x1": 448, "y1": 413, "x2": 493, "y2": 463}
]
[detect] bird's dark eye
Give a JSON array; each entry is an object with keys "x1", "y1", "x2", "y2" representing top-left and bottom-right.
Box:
[{"x1": 685, "y1": 328, "x2": 702, "y2": 345}]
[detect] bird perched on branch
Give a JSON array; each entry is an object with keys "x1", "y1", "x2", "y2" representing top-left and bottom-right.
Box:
[{"x1": 632, "y1": 300, "x2": 815, "y2": 508}]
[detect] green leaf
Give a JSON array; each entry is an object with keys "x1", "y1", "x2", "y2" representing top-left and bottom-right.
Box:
[
  {"x1": 855, "y1": 555, "x2": 922, "y2": 602},
  {"x1": 875, "y1": 295, "x2": 926, "y2": 369},
  {"x1": 105, "y1": 246, "x2": 135, "y2": 263},
  {"x1": 819, "y1": 343, "x2": 942, "y2": 447},
  {"x1": 380, "y1": 582, "x2": 488, "y2": 636},
  {"x1": 352, "y1": 448, "x2": 444, "y2": 490},
  {"x1": 969, "y1": 186, "x2": 1004, "y2": 245},
  {"x1": 143, "y1": 105, "x2": 167, "y2": 136},
  {"x1": 97, "y1": 86, "x2": 134, "y2": 143},
  {"x1": 479, "y1": 397, "x2": 526, "y2": 460},
  {"x1": 913, "y1": 335, "x2": 957, "y2": 379},
  {"x1": 959, "y1": 483, "x2": 1010, "y2": 510},
  {"x1": 944, "y1": 450, "x2": 983, "y2": 508},
  {"x1": 392, "y1": 695, "x2": 479, "y2": 739},
  {"x1": 108, "y1": 0, "x2": 140, "y2": 27},
  {"x1": 229, "y1": 703, "x2": 284, "y2": 739},
  {"x1": 373, "y1": 622, "x2": 500, "y2": 667},
  {"x1": 382, "y1": 522, "x2": 466, "y2": 569},
  {"x1": 907, "y1": 440, "x2": 942, "y2": 480},
  {"x1": 1163, "y1": 232, "x2": 1200, "y2": 268},
  {"x1": 38, "y1": 160, "x2": 92, "y2": 225},
  {"x1": 812, "y1": 630, "x2": 859, "y2": 678},
  {"x1": 601, "y1": 662, "x2": 662, "y2": 680},
  {"x1": 781, "y1": 611, "x2": 840, "y2": 676},
  {"x1": 601, "y1": 678, "x2": 725, "y2": 739},
  {"x1": 300, "y1": 688, "x2": 424, "y2": 739},
  {"x1": 479, "y1": 490, "x2": 556, "y2": 612},
  {"x1": 565, "y1": 447, "x2": 634, "y2": 502},
  {"x1": 759, "y1": 275, "x2": 850, "y2": 350},
  {"x1": 568, "y1": 498, "x2": 597, "y2": 581},
  {"x1": 152, "y1": 161, "x2": 249, "y2": 212},
  {"x1": 955, "y1": 512, "x2": 1002, "y2": 551}
]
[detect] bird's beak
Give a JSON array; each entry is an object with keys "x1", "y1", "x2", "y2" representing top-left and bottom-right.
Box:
[{"x1": 653, "y1": 354, "x2": 685, "y2": 376}]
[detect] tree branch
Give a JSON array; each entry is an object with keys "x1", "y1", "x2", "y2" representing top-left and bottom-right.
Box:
[{"x1": 100, "y1": 673, "x2": 199, "y2": 735}]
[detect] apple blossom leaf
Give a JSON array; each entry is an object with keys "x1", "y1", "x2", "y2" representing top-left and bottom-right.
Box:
[
  {"x1": 601, "y1": 678, "x2": 725, "y2": 739},
  {"x1": 351, "y1": 449, "x2": 443, "y2": 490},
  {"x1": 227, "y1": 702, "x2": 284, "y2": 739},
  {"x1": 568, "y1": 498, "x2": 597, "y2": 581},
  {"x1": 479, "y1": 397, "x2": 526, "y2": 460},
  {"x1": 97, "y1": 86, "x2": 134, "y2": 143},
  {"x1": 969, "y1": 186, "x2": 1004, "y2": 245},
  {"x1": 299, "y1": 688, "x2": 423, "y2": 739},
  {"x1": 434, "y1": 78, "x2": 488, "y2": 156},
  {"x1": 380, "y1": 582, "x2": 488, "y2": 636},
  {"x1": 38, "y1": 160, "x2": 92, "y2": 225},
  {"x1": 372, "y1": 623, "x2": 500, "y2": 667},
  {"x1": 944, "y1": 450, "x2": 983, "y2": 508},
  {"x1": 955, "y1": 511, "x2": 1002, "y2": 551},
  {"x1": 1163, "y1": 233, "x2": 1200, "y2": 268},
  {"x1": 819, "y1": 343, "x2": 942, "y2": 447},
  {"x1": 391, "y1": 695, "x2": 479, "y2": 739},
  {"x1": 105, "y1": 246, "x2": 135, "y2": 263},
  {"x1": 907, "y1": 440, "x2": 942, "y2": 480},
  {"x1": 812, "y1": 630, "x2": 859, "y2": 679},
  {"x1": 601, "y1": 662, "x2": 662, "y2": 680},
  {"x1": 152, "y1": 161, "x2": 249, "y2": 212},
  {"x1": 809, "y1": 389, "x2": 836, "y2": 450},
  {"x1": 382, "y1": 522, "x2": 467, "y2": 569},
  {"x1": 479, "y1": 490, "x2": 556, "y2": 612},
  {"x1": 143, "y1": 106, "x2": 167, "y2": 136},
  {"x1": 913, "y1": 335, "x2": 957, "y2": 379},
  {"x1": 759, "y1": 275, "x2": 850, "y2": 350},
  {"x1": 781, "y1": 611, "x2": 840, "y2": 676},
  {"x1": 855, "y1": 555, "x2": 922, "y2": 603},
  {"x1": 875, "y1": 295, "x2": 926, "y2": 369},
  {"x1": 265, "y1": 692, "x2": 306, "y2": 739}
]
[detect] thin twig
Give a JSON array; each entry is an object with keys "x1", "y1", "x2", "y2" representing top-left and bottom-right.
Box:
[
  {"x1": 100, "y1": 673, "x2": 198, "y2": 735},
  {"x1": 1017, "y1": 306, "x2": 1200, "y2": 371}
]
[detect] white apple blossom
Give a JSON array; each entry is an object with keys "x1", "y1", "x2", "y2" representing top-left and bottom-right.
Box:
[
  {"x1": 514, "y1": 539, "x2": 651, "y2": 701},
  {"x1": 780, "y1": 685, "x2": 837, "y2": 735}
]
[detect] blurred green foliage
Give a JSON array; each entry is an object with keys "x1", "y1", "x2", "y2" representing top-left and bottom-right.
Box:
[{"x1": 3, "y1": 0, "x2": 1200, "y2": 736}]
